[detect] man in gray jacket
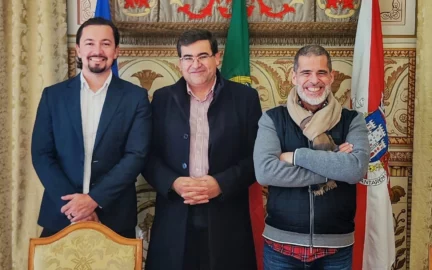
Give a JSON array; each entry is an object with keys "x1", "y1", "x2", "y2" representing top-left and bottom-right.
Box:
[{"x1": 253, "y1": 45, "x2": 370, "y2": 270}]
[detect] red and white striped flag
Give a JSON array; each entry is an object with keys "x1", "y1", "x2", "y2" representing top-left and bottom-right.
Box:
[{"x1": 351, "y1": 0, "x2": 395, "y2": 269}]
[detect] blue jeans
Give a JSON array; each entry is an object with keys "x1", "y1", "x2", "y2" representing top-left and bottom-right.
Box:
[{"x1": 264, "y1": 243, "x2": 353, "y2": 270}]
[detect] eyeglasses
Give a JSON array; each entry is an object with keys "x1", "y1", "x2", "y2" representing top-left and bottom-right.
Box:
[{"x1": 180, "y1": 54, "x2": 214, "y2": 65}]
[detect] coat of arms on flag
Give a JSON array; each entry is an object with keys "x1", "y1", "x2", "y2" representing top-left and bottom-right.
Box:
[
  {"x1": 366, "y1": 108, "x2": 389, "y2": 163},
  {"x1": 360, "y1": 108, "x2": 389, "y2": 187}
]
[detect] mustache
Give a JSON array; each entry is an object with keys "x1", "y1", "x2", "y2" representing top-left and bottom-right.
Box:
[
  {"x1": 87, "y1": 55, "x2": 107, "y2": 60},
  {"x1": 189, "y1": 68, "x2": 206, "y2": 72},
  {"x1": 304, "y1": 83, "x2": 325, "y2": 87}
]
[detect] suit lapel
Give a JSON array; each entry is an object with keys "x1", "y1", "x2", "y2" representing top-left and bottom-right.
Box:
[
  {"x1": 94, "y1": 76, "x2": 124, "y2": 149},
  {"x1": 172, "y1": 78, "x2": 190, "y2": 122},
  {"x1": 65, "y1": 75, "x2": 84, "y2": 150}
]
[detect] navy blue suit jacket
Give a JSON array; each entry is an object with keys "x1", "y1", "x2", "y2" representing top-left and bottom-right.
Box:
[{"x1": 31, "y1": 74, "x2": 151, "y2": 233}]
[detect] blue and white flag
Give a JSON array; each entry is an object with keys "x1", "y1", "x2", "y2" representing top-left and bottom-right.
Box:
[{"x1": 94, "y1": 0, "x2": 119, "y2": 76}]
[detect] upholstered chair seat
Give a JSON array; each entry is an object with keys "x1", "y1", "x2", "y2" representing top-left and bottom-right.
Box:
[{"x1": 29, "y1": 222, "x2": 142, "y2": 270}]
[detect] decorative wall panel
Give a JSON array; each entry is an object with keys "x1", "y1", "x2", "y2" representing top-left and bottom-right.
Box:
[{"x1": 380, "y1": 0, "x2": 416, "y2": 37}]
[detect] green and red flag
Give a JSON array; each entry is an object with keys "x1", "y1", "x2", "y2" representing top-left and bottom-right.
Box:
[
  {"x1": 221, "y1": 0, "x2": 252, "y2": 85},
  {"x1": 221, "y1": 1, "x2": 264, "y2": 269}
]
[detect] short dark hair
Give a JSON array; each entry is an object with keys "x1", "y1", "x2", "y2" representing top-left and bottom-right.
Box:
[
  {"x1": 75, "y1": 17, "x2": 120, "y2": 69},
  {"x1": 176, "y1": 29, "x2": 218, "y2": 57},
  {"x1": 293, "y1": 45, "x2": 332, "y2": 72}
]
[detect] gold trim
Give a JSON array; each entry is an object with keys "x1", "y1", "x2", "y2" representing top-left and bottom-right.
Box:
[
  {"x1": 115, "y1": 22, "x2": 358, "y2": 36},
  {"x1": 68, "y1": 48, "x2": 77, "y2": 78},
  {"x1": 389, "y1": 138, "x2": 413, "y2": 145},
  {"x1": 406, "y1": 167, "x2": 412, "y2": 268},
  {"x1": 389, "y1": 151, "x2": 413, "y2": 166},
  {"x1": 120, "y1": 48, "x2": 178, "y2": 57},
  {"x1": 383, "y1": 35, "x2": 416, "y2": 38},
  {"x1": 407, "y1": 50, "x2": 416, "y2": 139}
]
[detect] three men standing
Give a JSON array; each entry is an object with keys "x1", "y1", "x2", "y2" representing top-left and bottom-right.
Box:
[{"x1": 32, "y1": 15, "x2": 370, "y2": 270}]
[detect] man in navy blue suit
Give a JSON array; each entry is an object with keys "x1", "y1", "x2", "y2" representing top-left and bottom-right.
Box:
[{"x1": 31, "y1": 17, "x2": 151, "y2": 238}]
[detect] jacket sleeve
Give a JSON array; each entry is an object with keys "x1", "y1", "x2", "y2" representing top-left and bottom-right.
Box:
[
  {"x1": 212, "y1": 90, "x2": 262, "y2": 199},
  {"x1": 31, "y1": 88, "x2": 78, "y2": 210},
  {"x1": 253, "y1": 112, "x2": 328, "y2": 187},
  {"x1": 88, "y1": 89, "x2": 152, "y2": 209},
  {"x1": 294, "y1": 112, "x2": 370, "y2": 184},
  {"x1": 142, "y1": 90, "x2": 180, "y2": 199}
]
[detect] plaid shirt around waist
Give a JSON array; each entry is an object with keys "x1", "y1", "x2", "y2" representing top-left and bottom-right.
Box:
[{"x1": 264, "y1": 238, "x2": 338, "y2": 263}]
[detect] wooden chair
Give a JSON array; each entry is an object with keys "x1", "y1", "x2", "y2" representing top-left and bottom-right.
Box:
[
  {"x1": 29, "y1": 221, "x2": 142, "y2": 270},
  {"x1": 430, "y1": 244, "x2": 432, "y2": 270}
]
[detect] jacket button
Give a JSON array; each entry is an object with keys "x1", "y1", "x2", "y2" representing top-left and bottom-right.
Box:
[
  {"x1": 183, "y1": 134, "x2": 189, "y2": 139},
  {"x1": 182, "y1": 163, "x2": 188, "y2": 169}
]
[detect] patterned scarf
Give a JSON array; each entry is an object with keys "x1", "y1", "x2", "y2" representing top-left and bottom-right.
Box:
[{"x1": 286, "y1": 88, "x2": 342, "y2": 140}]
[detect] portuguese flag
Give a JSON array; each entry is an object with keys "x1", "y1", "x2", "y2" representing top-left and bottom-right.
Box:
[{"x1": 221, "y1": 1, "x2": 264, "y2": 269}]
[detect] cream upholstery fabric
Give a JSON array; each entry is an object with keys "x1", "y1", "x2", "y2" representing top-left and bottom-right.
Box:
[{"x1": 33, "y1": 229, "x2": 136, "y2": 270}]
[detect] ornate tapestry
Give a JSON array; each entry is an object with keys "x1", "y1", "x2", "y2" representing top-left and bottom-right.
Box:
[
  {"x1": 72, "y1": 0, "x2": 417, "y2": 40},
  {"x1": 109, "y1": 0, "x2": 360, "y2": 44}
]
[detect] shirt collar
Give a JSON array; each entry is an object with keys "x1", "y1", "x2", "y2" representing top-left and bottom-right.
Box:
[
  {"x1": 186, "y1": 77, "x2": 217, "y2": 102},
  {"x1": 80, "y1": 71, "x2": 113, "y2": 93}
]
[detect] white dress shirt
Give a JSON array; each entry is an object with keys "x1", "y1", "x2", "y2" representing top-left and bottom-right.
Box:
[{"x1": 80, "y1": 72, "x2": 112, "y2": 194}]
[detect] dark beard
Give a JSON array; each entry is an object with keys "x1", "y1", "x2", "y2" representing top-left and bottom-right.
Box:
[{"x1": 88, "y1": 64, "x2": 107, "y2": 74}]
